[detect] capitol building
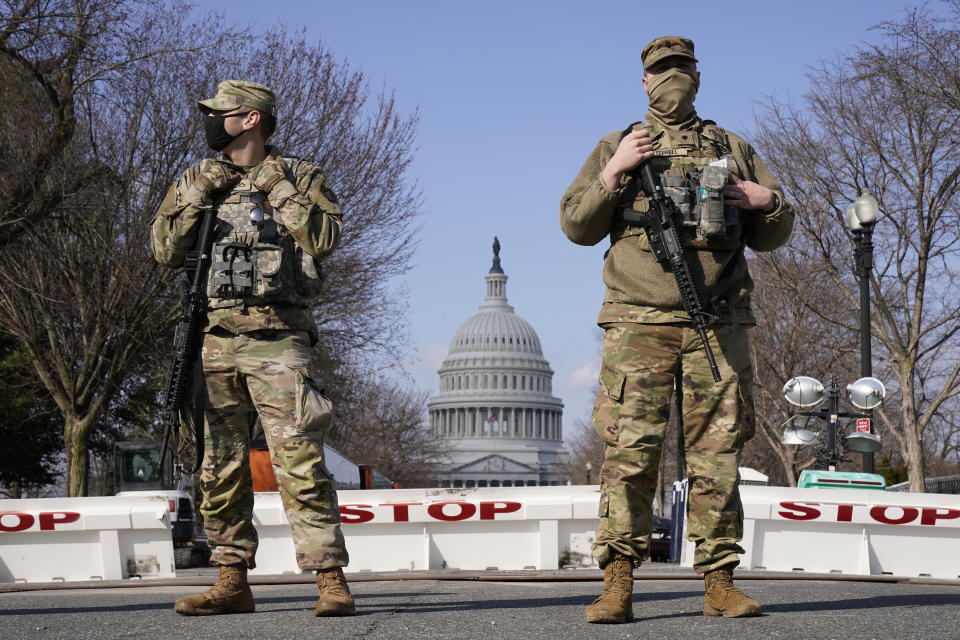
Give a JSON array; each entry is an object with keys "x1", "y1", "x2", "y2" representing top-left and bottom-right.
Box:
[{"x1": 427, "y1": 239, "x2": 568, "y2": 487}]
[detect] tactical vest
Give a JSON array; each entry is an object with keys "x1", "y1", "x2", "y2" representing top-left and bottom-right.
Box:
[
  {"x1": 616, "y1": 120, "x2": 743, "y2": 252},
  {"x1": 205, "y1": 157, "x2": 324, "y2": 309}
]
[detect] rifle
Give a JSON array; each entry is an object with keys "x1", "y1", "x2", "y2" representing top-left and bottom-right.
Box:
[
  {"x1": 620, "y1": 160, "x2": 722, "y2": 382},
  {"x1": 159, "y1": 206, "x2": 218, "y2": 476}
]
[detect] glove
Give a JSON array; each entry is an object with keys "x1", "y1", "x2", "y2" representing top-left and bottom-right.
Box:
[
  {"x1": 250, "y1": 156, "x2": 299, "y2": 207},
  {"x1": 250, "y1": 155, "x2": 287, "y2": 192},
  {"x1": 183, "y1": 159, "x2": 241, "y2": 206}
]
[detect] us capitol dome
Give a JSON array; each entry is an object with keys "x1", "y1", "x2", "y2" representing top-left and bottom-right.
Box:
[{"x1": 428, "y1": 238, "x2": 568, "y2": 487}]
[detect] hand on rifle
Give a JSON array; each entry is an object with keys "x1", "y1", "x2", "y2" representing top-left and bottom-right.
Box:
[{"x1": 602, "y1": 129, "x2": 654, "y2": 190}]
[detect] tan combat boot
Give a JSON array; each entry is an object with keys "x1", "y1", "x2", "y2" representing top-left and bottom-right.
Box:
[
  {"x1": 585, "y1": 553, "x2": 634, "y2": 623},
  {"x1": 703, "y1": 567, "x2": 762, "y2": 617},
  {"x1": 315, "y1": 567, "x2": 356, "y2": 616},
  {"x1": 174, "y1": 564, "x2": 255, "y2": 615}
]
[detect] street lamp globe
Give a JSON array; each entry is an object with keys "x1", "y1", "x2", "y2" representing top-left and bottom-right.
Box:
[
  {"x1": 845, "y1": 204, "x2": 862, "y2": 231},
  {"x1": 853, "y1": 188, "x2": 879, "y2": 226}
]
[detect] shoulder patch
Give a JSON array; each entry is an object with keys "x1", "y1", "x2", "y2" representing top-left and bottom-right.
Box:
[
  {"x1": 319, "y1": 180, "x2": 339, "y2": 205},
  {"x1": 283, "y1": 155, "x2": 319, "y2": 182}
]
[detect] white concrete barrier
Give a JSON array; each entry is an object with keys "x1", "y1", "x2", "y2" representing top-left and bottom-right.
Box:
[
  {"x1": 0, "y1": 495, "x2": 175, "y2": 583},
  {"x1": 10, "y1": 485, "x2": 959, "y2": 582},
  {"x1": 681, "y1": 485, "x2": 960, "y2": 579},
  {"x1": 251, "y1": 485, "x2": 602, "y2": 575}
]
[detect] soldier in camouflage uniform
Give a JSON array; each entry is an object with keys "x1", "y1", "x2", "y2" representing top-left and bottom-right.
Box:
[
  {"x1": 560, "y1": 37, "x2": 794, "y2": 623},
  {"x1": 151, "y1": 80, "x2": 355, "y2": 617}
]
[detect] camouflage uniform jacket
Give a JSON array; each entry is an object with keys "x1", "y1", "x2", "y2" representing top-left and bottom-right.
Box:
[
  {"x1": 559, "y1": 118, "x2": 794, "y2": 325},
  {"x1": 151, "y1": 145, "x2": 342, "y2": 342}
]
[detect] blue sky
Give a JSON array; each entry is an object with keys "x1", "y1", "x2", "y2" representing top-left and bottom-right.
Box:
[{"x1": 209, "y1": 0, "x2": 934, "y2": 438}]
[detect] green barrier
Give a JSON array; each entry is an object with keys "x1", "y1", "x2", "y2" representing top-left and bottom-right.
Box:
[{"x1": 797, "y1": 470, "x2": 886, "y2": 490}]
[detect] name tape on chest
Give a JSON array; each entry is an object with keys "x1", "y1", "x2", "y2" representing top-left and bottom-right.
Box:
[{"x1": 653, "y1": 148, "x2": 688, "y2": 157}]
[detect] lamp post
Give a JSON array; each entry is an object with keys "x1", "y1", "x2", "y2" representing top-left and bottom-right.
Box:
[
  {"x1": 819, "y1": 377, "x2": 844, "y2": 471},
  {"x1": 845, "y1": 188, "x2": 880, "y2": 473}
]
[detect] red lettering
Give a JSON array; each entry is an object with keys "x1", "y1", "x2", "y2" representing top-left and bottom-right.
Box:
[
  {"x1": 837, "y1": 504, "x2": 854, "y2": 522},
  {"x1": 0, "y1": 512, "x2": 35, "y2": 532},
  {"x1": 379, "y1": 502, "x2": 422, "y2": 522},
  {"x1": 920, "y1": 507, "x2": 960, "y2": 526},
  {"x1": 38, "y1": 512, "x2": 80, "y2": 531},
  {"x1": 777, "y1": 501, "x2": 821, "y2": 521},
  {"x1": 339, "y1": 504, "x2": 375, "y2": 523},
  {"x1": 427, "y1": 501, "x2": 477, "y2": 521},
  {"x1": 870, "y1": 506, "x2": 918, "y2": 525},
  {"x1": 479, "y1": 501, "x2": 522, "y2": 520}
]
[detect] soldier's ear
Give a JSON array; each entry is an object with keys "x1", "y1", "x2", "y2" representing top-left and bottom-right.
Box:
[{"x1": 243, "y1": 110, "x2": 261, "y2": 132}]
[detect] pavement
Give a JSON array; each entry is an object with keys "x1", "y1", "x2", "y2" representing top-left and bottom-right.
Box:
[{"x1": 2, "y1": 565, "x2": 960, "y2": 640}]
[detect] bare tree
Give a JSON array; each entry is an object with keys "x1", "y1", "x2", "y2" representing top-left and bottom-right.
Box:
[
  {"x1": 0, "y1": 0, "x2": 238, "y2": 495},
  {"x1": 565, "y1": 414, "x2": 605, "y2": 485},
  {"x1": 0, "y1": 0, "x2": 204, "y2": 247},
  {"x1": 751, "y1": 6, "x2": 960, "y2": 491},
  {"x1": 743, "y1": 254, "x2": 861, "y2": 485},
  {"x1": 330, "y1": 382, "x2": 443, "y2": 488}
]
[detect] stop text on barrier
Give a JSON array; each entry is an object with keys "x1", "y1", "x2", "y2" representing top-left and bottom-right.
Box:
[
  {"x1": 0, "y1": 511, "x2": 80, "y2": 532},
  {"x1": 777, "y1": 501, "x2": 960, "y2": 527},
  {"x1": 339, "y1": 501, "x2": 522, "y2": 524}
]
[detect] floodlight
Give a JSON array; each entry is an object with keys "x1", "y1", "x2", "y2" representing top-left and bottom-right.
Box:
[
  {"x1": 782, "y1": 376, "x2": 825, "y2": 408},
  {"x1": 847, "y1": 377, "x2": 885, "y2": 410},
  {"x1": 782, "y1": 428, "x2": 819, "y2": 446},
  {"x1": 846, "y1": 429, "x2": 882, "y2": 453}
]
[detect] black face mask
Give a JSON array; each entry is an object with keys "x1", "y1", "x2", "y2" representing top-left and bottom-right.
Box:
[{"x1": 203, "y1": 113, "x2": 247, "y2": 151}]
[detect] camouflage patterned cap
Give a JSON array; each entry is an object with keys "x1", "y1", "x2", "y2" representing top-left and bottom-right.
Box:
[
  {"x1": 197, "y1": 80, "x2": 277, "y2": 117},
  {"x1": 641, "y1": 36, "x2": 698, "y2": 70}
]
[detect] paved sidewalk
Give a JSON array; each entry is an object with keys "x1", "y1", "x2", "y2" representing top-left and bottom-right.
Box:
[{"x1": 2, "y1": 568, "x2": 959, "y2": 640}]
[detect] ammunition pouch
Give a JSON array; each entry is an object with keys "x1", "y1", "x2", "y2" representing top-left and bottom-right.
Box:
[
  {"x1": 638, "y1": 166, "x2": 741, "y2": 245},
  {"x1": 207, "y1": 240, "x2": 324, "y2": 308},
  {"x1": 209, "y1": 242, "x2": 254, "y2": 302},
  {"x1": 697, "y1": 165, "x2": 728, "y2": 240}
]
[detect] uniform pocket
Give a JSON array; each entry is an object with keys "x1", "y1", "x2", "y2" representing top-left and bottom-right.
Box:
[
  {"x1": 717, "y1": 324, "x2": 757, "y2": 449},
  {"x1": 253, "y1": 243, "x2": 284, "y2": 297},
  {"x1": 293, "y1": 367, "x2": 334, "y2": 434},
  {"x1": 592, "y1": 364, "x2": 625, "y2": 446}
]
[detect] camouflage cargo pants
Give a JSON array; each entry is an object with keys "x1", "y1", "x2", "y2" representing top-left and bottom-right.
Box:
[
  {"x1": 198, "y1": 328, "x2": 348, "y2": 570},
  {"x1": 591, "y1": 322, "x2": 755, "y2": 573}
]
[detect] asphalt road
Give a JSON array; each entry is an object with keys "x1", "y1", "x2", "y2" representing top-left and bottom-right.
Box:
[{"x1": 2, "y1": 569, "x2": 960, "y2": 640}]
